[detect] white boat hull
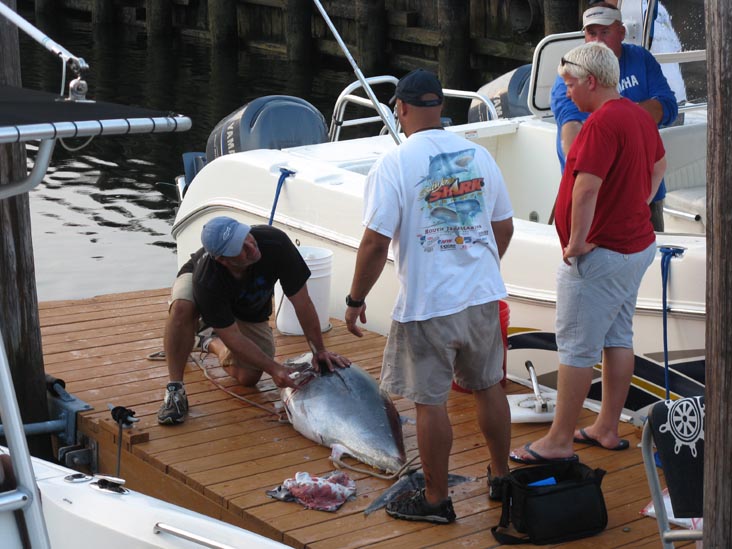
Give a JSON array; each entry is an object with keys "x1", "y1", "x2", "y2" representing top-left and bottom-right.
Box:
[
  {"x1": 1, "y1": 449, "x2": 287, "y2": 549},
  {"x1": 173, "y1": 113, "x2": 706, "y2": 417}
]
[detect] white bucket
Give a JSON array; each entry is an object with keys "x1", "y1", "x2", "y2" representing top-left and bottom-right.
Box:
[{"x1": 274, "y1": 246, "x2": 333, "y2": 335}]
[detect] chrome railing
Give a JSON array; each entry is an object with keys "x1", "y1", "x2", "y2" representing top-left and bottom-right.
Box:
[{"x1": 0, "y1": 328, "x2": 52, "y2": 548}]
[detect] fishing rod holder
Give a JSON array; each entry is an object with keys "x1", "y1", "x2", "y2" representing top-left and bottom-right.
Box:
[{"x1": 68, "y1": 75, "x2": 90, "y2": 102}]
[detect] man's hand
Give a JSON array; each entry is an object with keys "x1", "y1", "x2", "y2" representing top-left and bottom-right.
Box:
[
  {"x1": 563, "y1": 242, "x2": 597, "y2": 265},
  {"x1": 312, "y1": 349, "x2": 351, "y2": 372},
  {"x1": 345, "y1": 303, "x2": 367, "y2": 337},
  {"x1": 270, "y1": 364, "x2": 303, "y2": 389}
]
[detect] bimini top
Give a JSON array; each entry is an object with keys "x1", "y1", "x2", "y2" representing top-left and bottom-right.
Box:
[{"x1": 0, "y1": 84, "x2": 191, "y2": 144}]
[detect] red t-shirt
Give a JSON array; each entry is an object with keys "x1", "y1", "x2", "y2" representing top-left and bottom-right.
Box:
[{"x1": 555, "y1": 98, "x2": 664, "y2": 254}]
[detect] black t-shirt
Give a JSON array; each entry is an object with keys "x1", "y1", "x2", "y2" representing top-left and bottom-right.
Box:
[{"x1": 179, "y1": 225, "x2": 310, "y2": 327}]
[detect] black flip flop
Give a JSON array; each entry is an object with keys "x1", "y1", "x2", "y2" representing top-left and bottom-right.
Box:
[
  {"x1": 509, "y1": 442, "x2": 579, "y2": 464},
  {"x1": 573, "y1": 428, "x2": 630, "y2": 451}
]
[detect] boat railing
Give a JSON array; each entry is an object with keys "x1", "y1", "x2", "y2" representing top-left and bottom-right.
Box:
[
  {"x1": 0, "y1": 329, "x2": 52, "y2": 548},
  {"x1": 329, "y1": 76, "x2": 499, "y2": 142},
  {"x1": 153, "y1": 522, "x2": 238, "y2": 549},
  {"x1": 442, "y1": 88, "x2": 499, "y2": 121},
  {"x1": 329, "y1": 75, "x2": 399, "y2": 142}
]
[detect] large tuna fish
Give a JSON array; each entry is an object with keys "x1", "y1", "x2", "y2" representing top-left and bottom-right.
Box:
[{"x1": 280, "y1": 354, "x2": 406, "y2": 474}]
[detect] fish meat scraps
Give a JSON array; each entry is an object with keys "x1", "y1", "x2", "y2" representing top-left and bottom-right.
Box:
[{"x1": 266, "y1": 471, "x2": 356, "y2": 512}]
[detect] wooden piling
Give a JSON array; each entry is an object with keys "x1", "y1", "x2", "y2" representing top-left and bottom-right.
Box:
[
  {"x1": 355, "y1": 0, "x2": 386, "y2": 75},
  {"x1": 91, "y1": 0, "x2": 114, "y2": 25},
  {"x1": 283, "y1": 0, "x2": 311, "y2": 62},
  {"x1": 543, "y1": 0, "x2": 581, "y2": 35},
  {"x1": 146, "y1": 0, "x2": 172, "y2": 36},
  {"x1": 438, "y1": 0, "x2": 470, "y2": 90},
  {"x1": 704, "y1": 0, "x2": 732, "y2": 544},
  {"x1": 0, "y1": 0, "x2": 53, "y2": 460},
  {"x1": 208, "y1": 0, "x2": 236, "y2": 46},
  {"x1": 33, "y1": 0, "x2": 56, "y2": 17}
]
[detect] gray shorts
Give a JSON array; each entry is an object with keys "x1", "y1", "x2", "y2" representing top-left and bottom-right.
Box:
[
  {"x1": 169, "y1": 273, "x2": 275, "y2": 370},
  {"x1": 555, "y1": 243, "x2": 656, "y2": 367},
  {"x1": 381, "y1": 301, "x2": 504, "y2": 405}
]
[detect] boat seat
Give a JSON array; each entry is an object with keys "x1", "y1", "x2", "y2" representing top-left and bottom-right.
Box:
[
  {"x1": 641, "y1": 397, "x2": 704, "y2": 548},
  {"x1": 659, "y1": 122, "x2": 707, "y2": 228}
]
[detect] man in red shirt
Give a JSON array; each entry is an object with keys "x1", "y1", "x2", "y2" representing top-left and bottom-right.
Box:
[{"x1": 511, "y1": 42, "x2": 666, "y2": 463}]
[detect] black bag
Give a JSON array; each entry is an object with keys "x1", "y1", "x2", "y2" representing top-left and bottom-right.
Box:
[{"x1": 492, "y1": 461, "x2": 608, "y2": 545}]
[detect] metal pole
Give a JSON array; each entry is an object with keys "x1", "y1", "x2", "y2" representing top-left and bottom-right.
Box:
[
  {"x1": 641, "y1": 0, "x2": 658, "y2": 50},
  {"x1": 0, "y1": 329, "x2": 52, "y2": 548},
  {"x1": 0, "y1": 3, "x2": 88, "y2": 74},
  {"x1": 311, "y1": 0, "x2": 401, "y2": 144}
]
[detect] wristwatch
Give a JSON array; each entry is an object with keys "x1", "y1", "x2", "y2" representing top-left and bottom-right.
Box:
[{"x1": 345, "y1": 294, "x2": 365, "y2": 307}]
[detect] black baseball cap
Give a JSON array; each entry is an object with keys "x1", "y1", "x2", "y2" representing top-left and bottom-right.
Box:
[{"x1": 390, "y1": 69, "x2": 444, "y2": 107}]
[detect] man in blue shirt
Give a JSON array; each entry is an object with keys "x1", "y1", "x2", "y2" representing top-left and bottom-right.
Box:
[{"x1": 551, "y1": 3, "x2": 678, "y2": 231}]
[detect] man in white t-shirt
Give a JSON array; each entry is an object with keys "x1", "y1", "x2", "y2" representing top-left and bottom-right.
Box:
[{"x1": 345, "y1": 69, "x2": 514, "y2": 524}]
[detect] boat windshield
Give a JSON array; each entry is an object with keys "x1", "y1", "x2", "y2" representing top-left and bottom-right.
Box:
[{"x1": 649, "y1": 0, "x2": 707, "y2": 106}]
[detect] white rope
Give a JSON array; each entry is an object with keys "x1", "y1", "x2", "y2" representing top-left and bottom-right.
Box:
[{"x1": 188, "y1": 352, "x2": 283, "y2": 420}]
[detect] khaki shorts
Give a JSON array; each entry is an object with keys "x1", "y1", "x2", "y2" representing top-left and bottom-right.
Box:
[
  {"x1": 170, "y1": 272, "x2": 194, "y2": 307},
  {"x1": 381, "y1": 301, "x2": 504, "y2": 405},
  {"x1": 169, "y1": 273, "x2": 275, "y2": 370},
  {"x1": 219, "y1": 320, "x2": 275, "y2": 370}
]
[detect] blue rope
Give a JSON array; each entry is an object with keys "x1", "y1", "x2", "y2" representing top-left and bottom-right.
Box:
[
  {"x1": 269, "y1": 168, "x2": 295, "y2": 225},
  {"x1": 659, "y1": 246, "x2": 684, "y2": 400}
]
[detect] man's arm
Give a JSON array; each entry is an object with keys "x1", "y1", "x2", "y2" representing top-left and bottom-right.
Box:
[
  {"x1": 491, "y1": 218, "x2": 514, "y2": 258},
  {"x1": 215, "y1": 323, "x2": 298, "y2": 388},
  {"x1": 637, "y1": 98, "x2": 664, "y2": 125},
  {"x1": 642, "y1": 49, "x2": 679, "y2": 126},
  {"x1": 560, "y1": 121, "x2": 583, "y2": 158},
  {"x1": 563, "y1": 172, "x2": 602, "y2": 264},
  {"x1": 649, "y1": 156, "x2": 667, "y2": 204},
  {"x1": 345, "y1": 228, "x2": 391, "y2": 337},
  {"x1": 288, "y1": 284, "x2": 350, "y2": 371},
  {"x1": 550, "y1": 75, "x2": 586, "y2": 167}
]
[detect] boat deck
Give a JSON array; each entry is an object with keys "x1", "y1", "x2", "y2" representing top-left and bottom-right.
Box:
[{"x1": 39, "y1": 288, "x2": 685, "y2": 548}]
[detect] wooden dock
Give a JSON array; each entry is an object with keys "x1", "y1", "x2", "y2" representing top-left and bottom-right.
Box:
[{"x1": 39, "y1": 288, "x2": 685, "y2": 548}]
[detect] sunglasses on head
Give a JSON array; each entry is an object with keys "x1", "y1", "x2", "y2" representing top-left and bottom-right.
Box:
[{"x1": 560, "y1": 57, "x2": 588, "y2": 72}]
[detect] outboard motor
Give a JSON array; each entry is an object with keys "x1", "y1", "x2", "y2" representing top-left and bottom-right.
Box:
[
  {"x1": 205, "y1": 95, "x2": 328, "y2": 162},
  {"x1": 468, "y1": 64, "x2": 532, "y2": 122}
]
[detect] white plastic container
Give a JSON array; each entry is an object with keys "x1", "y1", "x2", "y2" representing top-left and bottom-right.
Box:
[{"x1": 274, "y1": 246, "x2": 333, "y2": 335}]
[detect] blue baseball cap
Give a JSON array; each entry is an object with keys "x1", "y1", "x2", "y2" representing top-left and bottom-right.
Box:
[
  {"x1": 201, "y1": 216, "x2": 251, "y2": 257},
  {"x1": 390, "y1": 69, "x2": 444, "y2": 107}
]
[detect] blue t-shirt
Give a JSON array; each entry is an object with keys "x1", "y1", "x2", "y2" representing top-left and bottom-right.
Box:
[{"x1": 550, "y1": 43, "x2": 678, "y2": 201}]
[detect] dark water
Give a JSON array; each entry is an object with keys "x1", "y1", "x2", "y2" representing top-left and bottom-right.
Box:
[
  {"x1": 19, "y1": 9, "x2": 369, "y2": 301},
  {"x1": 17, "y1": 3, "x2": 705, "y2": 301}
]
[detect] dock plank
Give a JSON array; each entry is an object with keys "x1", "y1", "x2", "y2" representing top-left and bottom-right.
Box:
[{"x1": 40, "y1": 288, "x2": 676, "y2": 548}]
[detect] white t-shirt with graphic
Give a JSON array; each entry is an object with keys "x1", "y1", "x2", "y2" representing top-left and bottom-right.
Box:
[{"x1": 364, "y1": 129, "x2": 513, "y2": 322}]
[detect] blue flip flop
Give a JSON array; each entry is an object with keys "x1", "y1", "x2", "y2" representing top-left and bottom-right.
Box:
[
  {"x1": 509, "y1": 442, "x2": 579, "y2": 464},
  {"x1": 573, "y1": 428, "x2": 630, "y2": 451}
]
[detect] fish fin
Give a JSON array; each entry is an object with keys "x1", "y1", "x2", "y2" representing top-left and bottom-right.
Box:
[
  {"x1": 364, "y1": 472, "x2": 418, "y2": 515},
  {"x1": 446, "y1": 473, "x2": 477, "y2": 487},
  {"x1": 330, "y1": 443, "x2": 349, "y2": 466}
]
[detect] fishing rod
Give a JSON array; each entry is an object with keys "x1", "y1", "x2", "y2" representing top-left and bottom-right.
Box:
[
  {"x1": 641, "y1": 0, "x2": 658, "y2": 50},
  {"x1": 311, "y1": 0, "x2": 402, "y2": 145}
]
